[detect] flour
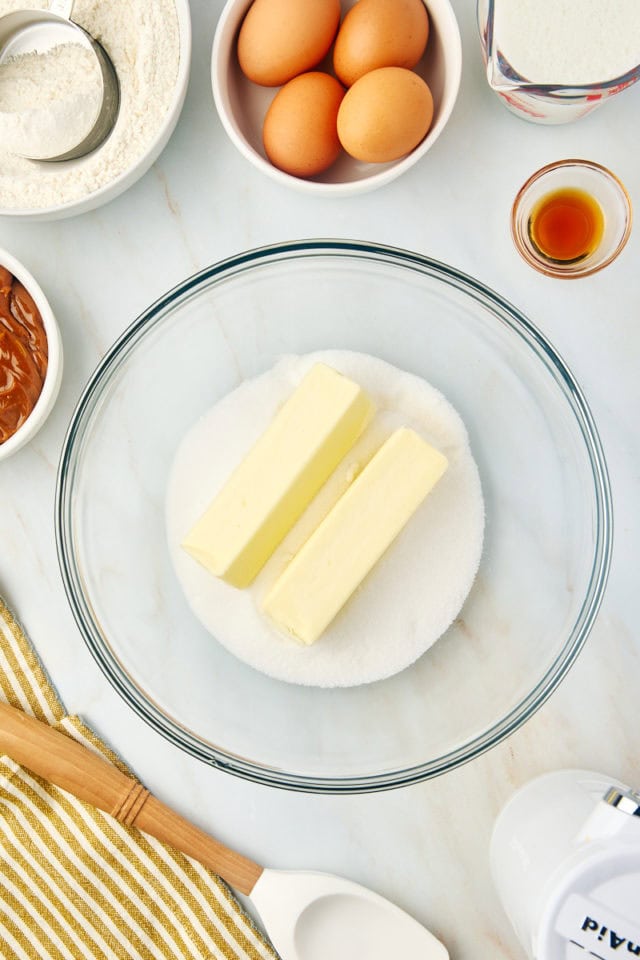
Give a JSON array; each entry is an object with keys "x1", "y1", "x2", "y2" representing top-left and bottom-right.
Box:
[
  {"x1": 494, "y1": 0, "x2": 640, "y2": 84},
  {"x1": 166, "y1": 351, "x2": 485, "y2": 688},
  {"x1": 0, "y1": 43, "x2": 103, "y2": 159},
  {"x1": 0, "y1": 0, "x2": 181, "y2": 209}
]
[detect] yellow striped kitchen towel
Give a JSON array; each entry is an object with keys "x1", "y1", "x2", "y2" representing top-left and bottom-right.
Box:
[{"x1": 0, "y1": 598, "x2": 278, "y2": 960}]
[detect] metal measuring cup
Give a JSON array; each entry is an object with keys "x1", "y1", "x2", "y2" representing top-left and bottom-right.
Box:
[{"x1": 0, "y1": 0, "x2": 119, "y2": 160}]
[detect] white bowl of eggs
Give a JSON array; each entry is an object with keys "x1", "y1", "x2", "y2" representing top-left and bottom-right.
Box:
[{"x1": 212, "y1": 0, "x2": 462, "y2": 195}]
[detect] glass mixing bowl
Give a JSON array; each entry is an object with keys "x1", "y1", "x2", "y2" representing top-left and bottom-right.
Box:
[{"x1": 56, "y1": 241, "x2": 612, "y2": 793}]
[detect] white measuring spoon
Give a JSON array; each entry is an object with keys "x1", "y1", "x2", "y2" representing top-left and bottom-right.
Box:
[
  {"x1": 0, "y1": 0, "x2": 119, "y2": 160},
  {"x1": 0, "y1": 701, "x2": 448, "y2": 960}
]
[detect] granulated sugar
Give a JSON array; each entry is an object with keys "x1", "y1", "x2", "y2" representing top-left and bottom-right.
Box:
[
  {"x1": 166, "y1": 351, "x2": 485, "y2": 688},
  {"x1": 494, "y1": 0, "x2": 640, "y2": 84},
  {"x1": 0, "y1": 43, "x2": 102, "y2": 160},
  {"x1": 0, "y1": 0, "x2": 180, "y2": 209}
]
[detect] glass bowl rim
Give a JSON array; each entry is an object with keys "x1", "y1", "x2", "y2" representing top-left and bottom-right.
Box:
[{"x1": 55, "y1": 239, "x2": 613, "y2": 794}]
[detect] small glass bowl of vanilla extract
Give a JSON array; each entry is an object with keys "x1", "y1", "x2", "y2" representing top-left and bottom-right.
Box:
[{"x1": 511, "y1": 159, "x2": 632, "y2": 278}]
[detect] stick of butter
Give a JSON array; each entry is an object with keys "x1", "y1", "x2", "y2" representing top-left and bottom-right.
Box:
[
  {"x1": 262, "y1": 427, "x2": 448, "y2": 644},
  {"x1": 182, "y1": 364, "x2": 375, "y2": 588}
]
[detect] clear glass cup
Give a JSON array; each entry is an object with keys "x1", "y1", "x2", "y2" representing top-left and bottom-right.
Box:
[
  {"x1": 477, "y1": 0, "x2": 640, "y2": 124},
  {"x1": 511, "y1": 159, "x2": 633, "y2": 279}
]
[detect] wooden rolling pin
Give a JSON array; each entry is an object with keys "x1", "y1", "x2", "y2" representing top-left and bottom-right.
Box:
[{"x1": 0, "y1": 701, "x2": 264, "y2": 895}]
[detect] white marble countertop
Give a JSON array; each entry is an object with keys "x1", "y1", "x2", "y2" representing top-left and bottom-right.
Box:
[{"x1": 1, "y1": 1, "x2": 640, "y2": 957}]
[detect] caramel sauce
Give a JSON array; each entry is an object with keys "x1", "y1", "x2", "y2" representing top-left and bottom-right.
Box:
[
  {"x1": 0, "y1": 266, "x2": 48, "y2": 444},
  {"x1": 529, "y1": 188, "x2": 605, "y2": 263}
]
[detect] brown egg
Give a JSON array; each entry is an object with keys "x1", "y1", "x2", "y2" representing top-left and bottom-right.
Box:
[
  {"x1": 333, "y1": 0, "x2": 429, "y2": 87},
  {"x1": 238, "y1": 0, "x2": 341, "y2": 87},
  {"x1": 263, "y1": 72, "x2": 345, "y2": 177},
  {"x1": 337, "y1": 67, "x2": 434, "y2": 163}
]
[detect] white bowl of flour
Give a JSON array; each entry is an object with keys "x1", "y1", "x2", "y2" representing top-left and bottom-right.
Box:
[{"x1": 0, "y1": 0, "x2": 191, "y2": 219}]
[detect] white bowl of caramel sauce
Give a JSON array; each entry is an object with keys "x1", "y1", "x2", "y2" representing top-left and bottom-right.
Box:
[{"x1": 0, "y1": 248, "x2": 62, "y2": 460}]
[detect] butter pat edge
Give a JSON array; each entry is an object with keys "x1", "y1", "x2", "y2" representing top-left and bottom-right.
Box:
[
  {"x1": 262, "y1": 427, "x2": 448, "y2": 644},
  {"x1": 182, "y1": 363, "x2": 376, "y2": 587}
]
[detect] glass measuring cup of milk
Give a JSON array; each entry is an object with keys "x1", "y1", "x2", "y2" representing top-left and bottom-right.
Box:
[{"x1": 477, "y1": 0, "x2": 640, "y2": 123}]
